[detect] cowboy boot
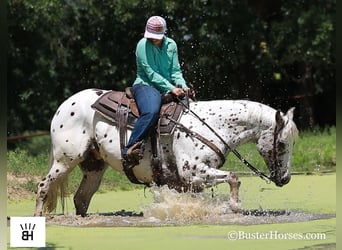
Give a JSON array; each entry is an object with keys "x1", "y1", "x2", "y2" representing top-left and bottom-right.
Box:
[{"x1": 124, "y1": 141, "x2": 145, "y2": 166}]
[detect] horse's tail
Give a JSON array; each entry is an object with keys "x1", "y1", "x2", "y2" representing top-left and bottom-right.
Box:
[{"x1": 43, "y1": 145, "x2": 69, "y2": 214}]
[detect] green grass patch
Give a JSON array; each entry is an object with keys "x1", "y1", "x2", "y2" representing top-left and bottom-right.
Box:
[{"x1": 223, "y1": 126, "x2": 336, "y2": 173}]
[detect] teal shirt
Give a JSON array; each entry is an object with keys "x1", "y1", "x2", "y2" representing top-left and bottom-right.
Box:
[{"x1": 133, "y1": 37, "x2": 187, "y2": 93}]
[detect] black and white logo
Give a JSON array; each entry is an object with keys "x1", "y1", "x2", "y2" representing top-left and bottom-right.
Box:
[{"x1": 10, "y1": 217, "x2": 46, "y2": 247}]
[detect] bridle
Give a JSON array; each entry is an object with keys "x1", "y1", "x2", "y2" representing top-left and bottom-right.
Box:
[{"x1": 270, "y1": 124, "x2": 283, "y2": 182}]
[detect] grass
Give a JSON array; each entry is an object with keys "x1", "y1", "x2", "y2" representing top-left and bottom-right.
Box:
[
  {"x1": 223, "y1": 126, "x2": 336, "y2": 173},
  {"x1": 7, "y1": 126, "x2": 336, "y2": 193}
]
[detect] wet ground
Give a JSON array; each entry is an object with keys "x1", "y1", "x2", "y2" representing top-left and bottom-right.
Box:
[
  {"x1": 44, "y1": 186, "x2": 335, "y2": 227},
  {"x1": 45, "y1": 210, "x2": 335, "y2": 227}
]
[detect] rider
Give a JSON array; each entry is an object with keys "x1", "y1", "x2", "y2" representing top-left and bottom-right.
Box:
[{"x1": 122, "y1": 15, "x2": 192, "y2": 166}]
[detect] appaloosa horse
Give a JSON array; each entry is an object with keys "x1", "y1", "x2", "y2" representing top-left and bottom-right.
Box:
[{"x1": 34, "y1": 88, "x2": 298, "y2": 217}]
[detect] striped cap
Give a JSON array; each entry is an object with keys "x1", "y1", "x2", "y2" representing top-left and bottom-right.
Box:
[{"x1": 144, "y1": 16, "x2": 166, "y2": 40}]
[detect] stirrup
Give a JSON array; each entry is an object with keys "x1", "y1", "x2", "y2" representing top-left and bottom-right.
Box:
[
  {"x1": 121, "y1": 143, "x2": 147, "y2": 186},
  {"x1": 122, "y1": 157, "x2": 138, "y2": 170}
]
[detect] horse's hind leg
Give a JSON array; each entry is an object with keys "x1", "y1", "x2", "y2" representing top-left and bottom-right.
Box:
[
  {"x1": 35, "y1": 161, "x2": 71, "y2": 216},
  {"x1": 74, "y1": 155, "x2": 106, "y2": 217}
]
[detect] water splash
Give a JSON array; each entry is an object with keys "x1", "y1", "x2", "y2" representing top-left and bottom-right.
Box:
[{"x1": 142, "y1": 185, "x2": 231, "y2": 223}]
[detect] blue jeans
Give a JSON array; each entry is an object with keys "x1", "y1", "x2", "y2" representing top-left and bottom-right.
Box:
[{"x1": 122, "y1": 84, "x2": 162, "y2": 156}]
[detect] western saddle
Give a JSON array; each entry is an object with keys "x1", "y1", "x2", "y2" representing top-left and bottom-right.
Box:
[{"x1": 91, "y1": 88, "x2": 185, "y2": 185}]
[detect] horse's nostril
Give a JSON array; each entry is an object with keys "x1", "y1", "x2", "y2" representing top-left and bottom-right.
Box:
[{"x1": 281, "y1": 175, "x2": 291, "y2": 185}]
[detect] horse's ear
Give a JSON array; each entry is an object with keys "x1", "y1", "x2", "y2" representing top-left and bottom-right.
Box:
[
  {"x1": 286, "y1": 107, "x2": 295, "y2": 120},
  {"x1": 275, "y1": 110, "x2": 285, "y2": 129}
]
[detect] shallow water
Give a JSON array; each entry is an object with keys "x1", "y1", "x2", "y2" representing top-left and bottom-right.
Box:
[{"x1": 45, "y1": 186, "x2": 335, "y2": 227}]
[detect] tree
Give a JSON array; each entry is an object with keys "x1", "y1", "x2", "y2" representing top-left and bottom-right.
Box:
[{"x1": 7, "y1": 0, "x2": 335, "y2": 138}]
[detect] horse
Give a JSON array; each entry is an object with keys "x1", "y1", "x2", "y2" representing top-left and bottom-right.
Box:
[{"x1": 34, "y1": 88, "x2": 298, "y2": 217}]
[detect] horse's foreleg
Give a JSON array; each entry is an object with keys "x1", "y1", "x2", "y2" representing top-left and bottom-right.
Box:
[
  {"x1": 74, "y1": 158, "x2": 106, "y2": 217},
  {"x1": 34, "y1": 161, "x2": 71, "y2": 216},
  {"x1": 179, "y1": 163, "x2": 242, "y2": 212},
  {"x1": 227, "y1": 172, "x2": 242, "y2": 212}
]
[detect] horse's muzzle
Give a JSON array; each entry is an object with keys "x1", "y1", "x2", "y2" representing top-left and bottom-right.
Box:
[{"x1": 274, "y1": 174, "x2": 291, "y2": 187}]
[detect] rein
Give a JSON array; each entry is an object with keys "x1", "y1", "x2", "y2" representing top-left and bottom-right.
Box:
[{"x1": 175, "y1": 96, "x2": 273, "y2": 184}]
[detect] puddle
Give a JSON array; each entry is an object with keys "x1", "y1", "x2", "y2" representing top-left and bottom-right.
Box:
[
  {"x1": 45, "y1": 186, "x2": 335, "y2": 227},
  {"x1": 45, "y1": 210, "x2": 334, "y2": 227}
]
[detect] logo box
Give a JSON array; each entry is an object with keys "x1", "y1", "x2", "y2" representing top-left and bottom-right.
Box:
[{"x1": 10, "y1": 217, "x2": 46, "y2": 247}]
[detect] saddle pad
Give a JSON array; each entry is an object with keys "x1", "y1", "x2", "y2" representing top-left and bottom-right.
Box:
[{"x1": 91, "y1": 90, "x2": 184, "y2": 135}]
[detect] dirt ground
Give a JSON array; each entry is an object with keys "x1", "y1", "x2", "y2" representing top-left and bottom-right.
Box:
[{"x1": 7, "y1": 173, "x2": 38, "y2": 201}]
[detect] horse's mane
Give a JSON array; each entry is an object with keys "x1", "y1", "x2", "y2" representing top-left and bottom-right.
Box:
[
  {"x1": 231, "y1": 100, "x2": 299, "y2": 141},
  {"x1": 233, "y1": 100, "x2": 276, "y2": 128}
]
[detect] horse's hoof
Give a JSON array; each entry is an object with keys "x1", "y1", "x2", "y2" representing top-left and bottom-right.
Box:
[
  {"x1": 229, "y1": 201, "x2": 243, "y2": 213},
  {"x1": 34, "y1": 212, "x2": 42, "y2": 217}
]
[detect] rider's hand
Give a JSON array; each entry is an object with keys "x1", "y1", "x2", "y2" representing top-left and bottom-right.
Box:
[{"x1": 171, "y1": 87, "x2": 185, "y2": 98}]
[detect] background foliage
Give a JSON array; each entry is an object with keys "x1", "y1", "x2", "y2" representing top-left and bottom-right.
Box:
[{"x1": 8, "y1": 0, "x2": 335, "y2": 139}]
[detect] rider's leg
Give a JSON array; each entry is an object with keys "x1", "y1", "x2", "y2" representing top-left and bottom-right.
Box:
[{"x1": 122, "y1": 84, "x2": 161, "y2": 161}]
